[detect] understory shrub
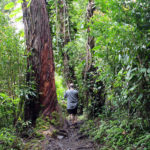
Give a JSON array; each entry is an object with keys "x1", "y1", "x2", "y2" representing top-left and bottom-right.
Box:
[
  {"x1": 0, "y1": 127, "x2": 23, "y2": 150},
  {"x1": 81, "y1": 115, "x2": 150, "y2": 150}
]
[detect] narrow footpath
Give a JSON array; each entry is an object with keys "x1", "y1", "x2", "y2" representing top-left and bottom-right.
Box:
[{"x1": 43, "y1": 121, "x2": 99, "y2": 150}]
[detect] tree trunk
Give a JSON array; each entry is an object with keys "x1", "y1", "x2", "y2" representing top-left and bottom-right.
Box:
[
  {"x1": 84, "y1": 0, "x2": 105, "y2": 116},
  {"x1": 84, "y1": 0, "x2": 95, "y2": 80},
  {"x1": 83, "y1": 0, "x2": 95, "y2": 108},
  {"x1": 56, "y1": 0, "x2": 75, "y2": 85},
  {"x1": 22, "y1": 0, "x2": 58, "y2": 123}
]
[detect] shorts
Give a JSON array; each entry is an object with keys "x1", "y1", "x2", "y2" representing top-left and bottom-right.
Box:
[{"x1": 67, "y1": 107, "x2": 77, "y2": 115}]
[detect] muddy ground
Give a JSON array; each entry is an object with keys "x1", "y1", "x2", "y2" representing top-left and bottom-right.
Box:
[{"x1": 43, "y1": 121, "x2": 100, "y2": 150}]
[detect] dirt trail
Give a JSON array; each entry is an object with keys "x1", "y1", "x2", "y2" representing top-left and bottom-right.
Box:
[{"x1": 43, "y1": 121, "x2": 99, "y2": 150}]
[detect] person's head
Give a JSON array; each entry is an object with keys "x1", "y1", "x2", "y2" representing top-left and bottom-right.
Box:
[{"x1": 69, "y1": 83, "x2": 74, "y2": 89}]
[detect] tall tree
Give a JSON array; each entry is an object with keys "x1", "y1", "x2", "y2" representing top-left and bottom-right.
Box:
[
  {"x1": 84, "y1": 0, "x2": 105, "y2": 116},
  {"x1": 83, "y1": 0, "x2": 95, "y2": 107},
  {"x1": 84, "y1": 0, "x2": 95, "y2": 80},
  {"x1": 22, "y1": 0, "x2": 58, "y2": 123},
  {"x1": 56, "y1": 0, "x2": 75, "y2": 85}
]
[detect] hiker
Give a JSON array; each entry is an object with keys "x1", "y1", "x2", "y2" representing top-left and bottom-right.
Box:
[{"x1": 64, "y1": 83, "x2": 78, "y2": 124}]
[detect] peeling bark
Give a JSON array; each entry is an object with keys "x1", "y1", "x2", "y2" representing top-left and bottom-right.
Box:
[{"x1": 22, "y1": 0, "x2": 58, "y2": 123}]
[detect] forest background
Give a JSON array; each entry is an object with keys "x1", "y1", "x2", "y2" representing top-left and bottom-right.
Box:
[{"x1": 0, "y1": 0, "x2": 150, "y2": 149}]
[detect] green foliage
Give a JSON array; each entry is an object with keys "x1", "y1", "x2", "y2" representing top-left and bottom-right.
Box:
[
  {"x1": 4, "y1": 2, "x2": 15, "y2": 10},
  {"x1": 52, "y1": 0, "x2": 150, "y2": 123},
  {"x1": 15, "y1": 120, "x2": 34, "y2": 138},
  {"x1": 0, "y1": 6, "x2": 27, "y2": 150},
  {"x1": 0, "y1": 12, "x2": 26, "y2": 95},
  {"x1": 136, "y1": 133, "x2": 150, "y2": 149},
  {"x1": 36, "y1": 114, "x2": 61, "y2": 130},
  {"x1": 81, "y1": 116, "x2": 150, "y2": 149},
  {"x1": 0, "y1": 93, "x2": 19, "y2": 128},
  {"x1": 50, "y1": 111, "x2": 61, "y2": 127},
  {"x1": 0, "y1": 4, "x2": 26, "y2": 120},
  {"x1": 88, "y1": 0, "x2": 150, "y2": 126},
  {"x1": 55, "y1": 74, "x2": 66, "y2": 101},
  {"x1": 0, "y1": 127, "x2": 23, "y2": 150},
  {"x1": 36, "y1": 117, "x2": 50, "y2": 130},
  {"x1": 0, "y1": 0, "x2": 150, "y2": 149},
  {"x1": 80, "y1": 119, "x2": 95, "y2": 134}
]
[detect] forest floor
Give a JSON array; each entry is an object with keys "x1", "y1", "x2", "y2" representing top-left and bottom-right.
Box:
[{"x1": 42, "y1": 120, "x2": 99, "y2": 150}]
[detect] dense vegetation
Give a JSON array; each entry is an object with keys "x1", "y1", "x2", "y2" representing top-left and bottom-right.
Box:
[
  {"x1": 0, "y1": 7, "x2": 25, "y2": 150},
  {"x1": 0, "y1": 0, "x2": 150, "y2": 149}
]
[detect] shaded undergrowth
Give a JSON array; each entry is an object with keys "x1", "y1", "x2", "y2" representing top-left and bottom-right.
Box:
[{"x1": 80, "y1": 112, "x2": 150, "y2": 150}]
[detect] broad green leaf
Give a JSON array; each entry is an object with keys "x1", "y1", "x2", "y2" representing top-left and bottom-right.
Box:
[
  {"x1": 4, "y1": 2, "x2": 15, "y2": 10},
  {"x1": 15, "y1": 16, "x2": 22, "y2": 22},
  {"x1": 147, "y1": 68, "x2": 150, "y2": 73},
  {"x1": 9, "y1": 7, "x2": 22, "y2": 18},
  {"x1": 140, "y1": 68, "x2": 146, "y2": 73},
  {"x1": 27, "y1": 0, "x2": 32, "y2": 8},
  {"x1": 11, "y1": 7, "x2": 21, "y2": 14},
  {"x1": 9, "y1": 12, "x2": 18, "y2": 18},
  {"x1": 17, "y1": 0, "x2": 23, "y2": 3}
]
